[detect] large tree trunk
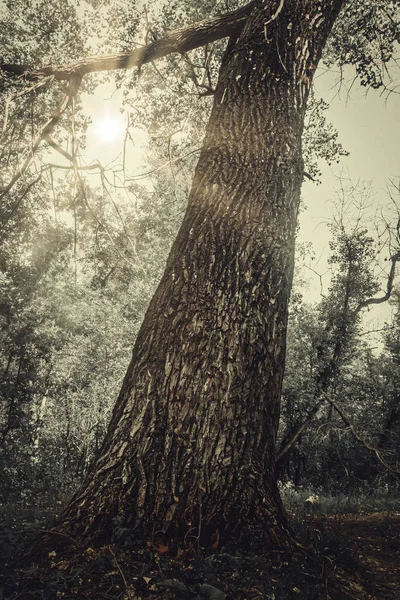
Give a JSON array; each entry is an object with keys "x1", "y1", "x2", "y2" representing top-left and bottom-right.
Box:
[{"x1": 57, "y1": 0, "x2": 343, "y2": 552}]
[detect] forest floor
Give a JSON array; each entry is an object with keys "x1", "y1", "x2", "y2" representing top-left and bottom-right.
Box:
[
  {"x1": 309, "y1": 511, "x2": 400, "y2": 599},
  {"x1": 1, "y1": 508, "x2": 399, "y2": 599}
]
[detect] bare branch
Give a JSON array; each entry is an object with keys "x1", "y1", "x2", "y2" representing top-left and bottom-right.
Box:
[
  {"x1": 327, "y1": 396, "x2": 400, "y2": 476},
  {"x1": 43, "y1": 134, "x2": 74, "y2": 162},
  {"x1": 0, "y1": 76, "x2": 81, "y2": 200},
  {"x1": 276, "y1": 397, "x2": 326, "y2": 461},
  {"x1": 353, "y1": 248, "x2": 400, "y2": 316}
]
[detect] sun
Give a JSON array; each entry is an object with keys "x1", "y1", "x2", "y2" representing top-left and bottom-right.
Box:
[{"x1": 95, "y1": 115, "x2": 125, "y2": 142}]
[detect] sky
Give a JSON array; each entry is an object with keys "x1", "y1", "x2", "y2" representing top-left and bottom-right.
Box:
[
  {"x1": 301, "y1": 66, "x2": 399, "y2": 258},
  {"x1": 297, "y1": 64, "x2": 399, "y2": 337}
]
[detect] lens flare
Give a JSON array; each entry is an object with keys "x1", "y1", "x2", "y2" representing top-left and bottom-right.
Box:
[{"x1": 95, "y1": 115, "x2": 125, "y2": 142}]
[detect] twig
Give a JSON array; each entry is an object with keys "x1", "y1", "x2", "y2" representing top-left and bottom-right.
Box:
[
  {"x1": 326, "y1": 396, "x2": 400, "y2": 475},
  {"x1": 40, "y1": 528, "x2": 79, "y2": 548},
  {"x1": 303, "y1": 171, "x2": 316, "y2": 182},
  {"x1": 0, "y1": 97, "x2": 10, "y2": 143},
  {"x1": 108, "y1": 545, "x2": 135, "y2": 599},
  {"x1": 0, "y1": 76, "x2": 81, "y2": 200},
  {"x1": 0, "y1": 175, "x2": 42, "y2": 228},
  {"x1": 264, "y1": 0, "x2": 285, "y2": 39}
]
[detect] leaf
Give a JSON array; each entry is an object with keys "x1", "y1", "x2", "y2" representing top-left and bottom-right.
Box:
[
  {"x1": 199, "y1": 583, "x2": 226, "y2": 600},
  {"x1": 210, "y1": 529, "x2": 219, "y2": 551},
  {"x1": 157, "y1": 579, "x2": 192, "y2": 593},
  {"x1": 155, "y1": 542, "x2": 170, "y2": 555}
]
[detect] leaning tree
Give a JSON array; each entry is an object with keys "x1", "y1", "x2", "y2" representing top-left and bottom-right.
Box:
[{"x1": 1, "y1": 0, "x2": 399, "y2": 552}]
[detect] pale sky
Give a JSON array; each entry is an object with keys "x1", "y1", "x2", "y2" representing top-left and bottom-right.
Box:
[
  {"x1": 298, "y1": 64, "x2": 399, "y2": 336},
  {"x1": 301, "y1": 66, "x2": 399, "y2": 250}
]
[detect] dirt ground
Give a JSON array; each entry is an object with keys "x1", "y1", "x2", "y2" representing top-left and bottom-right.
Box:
[
  {"x1": 311, "y1": 512, "x2": 400, "y2": 599},
  {"x1": 1, "y1": 511, "x2": 400, "y2": 599}
]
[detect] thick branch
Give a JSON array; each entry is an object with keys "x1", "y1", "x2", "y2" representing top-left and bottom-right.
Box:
[
  {"x1": 353, "y1": 250, "x2": 400, "y2": 316},
  {"x1": 276, "y1": 397, "x2": 325, "y2": 462},
  {"x1": 43, "y1": 134, "x2": 73, "y2": 162},
  {"x1": 1, "y1": 2, "x2": 256, "y2": 83}
]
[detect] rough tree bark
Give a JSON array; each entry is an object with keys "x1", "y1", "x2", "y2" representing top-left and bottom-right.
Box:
[{"x1": 56, "y1": 0, "x2": 344, "y2": 552}]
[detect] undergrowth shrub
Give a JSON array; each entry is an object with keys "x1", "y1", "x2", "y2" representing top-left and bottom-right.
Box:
[{"x1": 278, "y1": 480, "x2": 400, "y2": 516}]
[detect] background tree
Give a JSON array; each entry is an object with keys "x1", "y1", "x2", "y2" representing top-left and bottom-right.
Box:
[{"x1": 278, "y1": 195, "x2": 400, "y2": 490}]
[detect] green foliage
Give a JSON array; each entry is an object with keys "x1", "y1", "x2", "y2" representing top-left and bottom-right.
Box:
[
  {"x1": 303, "y1": 91, "x2": 349, "y2": 182},
  {"x1": 0, "y1": 161, "x2": 186, "y2": 502},
  {"x1": 1, "y1": 0, "x2": 85, "y2": 66},
  {"x1": 325, "y1": 0, "x2": 400, "y2": 89},
  {"x1": 280, "y1": 212, "x2": 400, "y2": 492}
]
